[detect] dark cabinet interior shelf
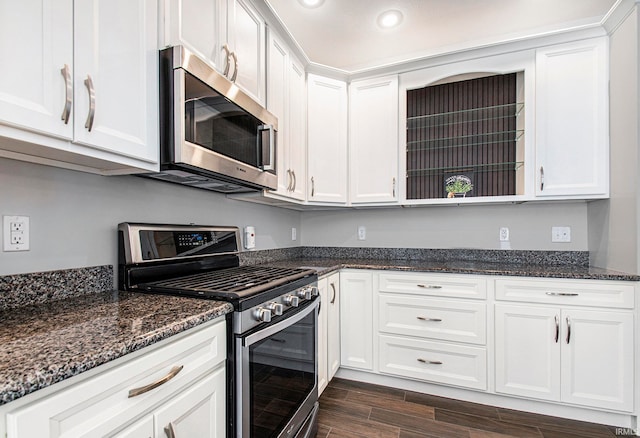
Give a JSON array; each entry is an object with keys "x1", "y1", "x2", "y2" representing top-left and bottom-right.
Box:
[{"x1": 406, "y1": 72, "x2": 524, "y2": 200}]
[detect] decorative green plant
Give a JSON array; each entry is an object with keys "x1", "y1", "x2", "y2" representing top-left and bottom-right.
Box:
[{"x1": 446, "y1": 176, "x2": 473, "y2": 194}]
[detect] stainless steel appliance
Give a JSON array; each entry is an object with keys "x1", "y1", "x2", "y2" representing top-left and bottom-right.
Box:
[
  {"x1": 118, "y1": 223, "x2": 319, "y2": 438},
  {"x1": 143, "y1": 46, "x2": 278, "y2": 193}
]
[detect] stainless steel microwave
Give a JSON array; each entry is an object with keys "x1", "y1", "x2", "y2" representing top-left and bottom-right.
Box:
[{"x1": 143, "y1": 46, "x2": 277, "y2": 193}]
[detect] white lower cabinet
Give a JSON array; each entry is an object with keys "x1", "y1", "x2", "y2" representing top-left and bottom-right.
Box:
[
  {"x1": 379, "y1": 335, "x2": 487, "y2": 390},
  {"x1": 377, "y1": 272, "x2": 488, "y2": 391},
  {"x1": 336, "y1": 270, "x2": 638, "y2": 424},
  {"x1": 340, "y1": 271, "x2": 373, "y2": 370},
  {"x1": 495, "y1": 278, "x2": 635, "y2": 412},
  {"x1": 2, "y1": 318, "x2": 226, "y2": 438},
  {"x1": 318, "y1": 271, "x2": 340, "y2": 395},
  {"x1": 154, "y1": 367, "x2": 226, "y2": 438}
]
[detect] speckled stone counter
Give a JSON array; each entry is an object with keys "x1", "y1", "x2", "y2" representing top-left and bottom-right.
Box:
[
  {"x1": 0, "y1": 290, "x2": 232, "y2": 405},
  {"x1": 258, "y1": 257, "x2": 640, "y2": 281}
]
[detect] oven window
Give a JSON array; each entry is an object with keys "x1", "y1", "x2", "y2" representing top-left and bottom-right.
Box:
[
  {"x1": 184, "y1": 72, "x2": 262, "y2": 167},
  {"x1": 249, "y1": 311, "x2": 316, "y2": 438}
]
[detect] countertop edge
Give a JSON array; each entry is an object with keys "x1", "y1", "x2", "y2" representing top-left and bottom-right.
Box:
[{"x1": 0, "y1": 293, "x2": 233, "y2": 406}]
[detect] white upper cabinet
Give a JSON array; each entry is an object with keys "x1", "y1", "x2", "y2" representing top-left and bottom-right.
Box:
[
  {"x1": 72, "y1": 0, "x2": 158, "y2": 164},
  {"x1": 307, "y1": 74, "x2": 348, "y2": 204},
  {"x1": 266, "y1": 31, "x2": 306, "y2": 201},
  {"x1": 349, "y1": 76, "x2": 399, "y2": 204},
  {"x1": 534, "y1": 37, "x2": 609, "y2": 198},
  {"x1": 163, "y1": 0, "x2": 266, "y2": 104},
  {"x1": 0, "y1": 0, "x2": 73, "y2": 140},
  {"x1": 163, "y1": 0, "x2": 226, "y2": 72},
  {"x1": 226, "y1": 0, "x2": 265, "y2": 104},
  {"x1": 0, "y1": 0, "x2": 158, "y2": 172},
  {"x1": 287, "y1": 58, "x2": 307, "y2": 201}
]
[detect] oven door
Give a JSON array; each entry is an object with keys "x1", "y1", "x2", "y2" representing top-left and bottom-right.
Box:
[{"x1": 236, "y1": 299, "x2": 319, "y2": 438}]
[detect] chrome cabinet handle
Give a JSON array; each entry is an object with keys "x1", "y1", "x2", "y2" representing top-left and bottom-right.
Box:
[
  {"x1": 128, "y1": 365, "x2": 183, "y2": 398},
  {"x1": 546, "y1": 292, "x2": 579, "y2": 297},
  {"x1": 311, "y1": 177, "x2": 315, "y2": 197},
  {"x1": 222, "y1": 44, "x2": 232, "y2": 77},
  {"x1": 286, "y1": 170, "x2": 293, "y2": 191},
  {"x1": 554, "y1": 315, "x2": 559, "y2": 343},
  {"x1": 230, "y1": 52, "x2": 238, "y2": 82},
  {"x1": 60, "y1": 64, "x2": 72, "y2": 124},
  {"x1": 330, "y1": 282, "x2": 336, "y2": 304},
  {"x1": 164, "y1": 422, "x2": 176, "y2": 438},
  {"x1": 540, "y1": 166, "x2": 545, "y2": 191},
  {"x1": 417, "y1": 316, "x2": 442, "y2": 322},
  {"x1": 392, "y1": 177, "x2": 396, "y2": 197},
  {"x1": 417, "y1": 358, "x2": 442, "y2": 365},
  {"x1": 417, "y1": 284, "x2": 442, "y2": 289},
  {"x1": 566, "y1": 316, "x2": 571, "y2": 344},
  {"x1": 84, "y1": 75, "x2": 96, "y2": 131},
  {"x1": 291, "y1": 170, "x2": 297, "y2": 192}
]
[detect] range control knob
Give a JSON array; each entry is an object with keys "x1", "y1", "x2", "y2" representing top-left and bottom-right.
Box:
[
  {"x1": 284, "y1": 295, "x2": 300, "y2": 307},
  {"x1": 266, "y1": 302, "x2": 284, "y2": 316},
  {"x1": 310, "y1": 286, "x2": 319, "y2": 297},
  {"x1": 253, "y1": 308, "x2": 272, "y2": 323},
  {"x1": 297, "y1": 288, "x2": 312, "y2": 300}
]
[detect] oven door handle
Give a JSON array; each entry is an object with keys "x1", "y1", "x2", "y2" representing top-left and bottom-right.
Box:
[{"x1": 243, "y1": 299, "x2": 318, "y2": 347}]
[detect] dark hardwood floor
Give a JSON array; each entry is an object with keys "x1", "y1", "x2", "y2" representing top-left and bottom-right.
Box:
[{"x1": 315, "y1": 378, "x2": 625, "y2": 438}]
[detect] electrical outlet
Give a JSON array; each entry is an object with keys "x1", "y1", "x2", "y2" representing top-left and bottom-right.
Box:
[
  {"x1": 291, "y1": 227, "x2": 297, "y2": 241},
  {"x1": 3, "y1": 215, "x2": 30, "y2": 251},
  {"x1": 552, "y1": 226, "x2": 571, "y2": 243},
  {"x1": 357, "y1": 226, "x2": 366, "y2": 241},
  {"x1": 499, "y1": 227, "x2": 510, "y2": 241}
]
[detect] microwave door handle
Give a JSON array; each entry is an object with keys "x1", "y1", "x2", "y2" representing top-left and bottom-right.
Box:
[{"x1": 258, "y1": 124, "x2": 275, "y2": 171}]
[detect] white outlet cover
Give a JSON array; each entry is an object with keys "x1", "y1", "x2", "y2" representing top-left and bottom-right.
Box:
[
  {"x1": 357, "y1": 226, "x2": 366, "y2": 240},
  {"x1": 3, "y1": 215, "x2": 30, "y2": 251},
  {"x1": 551, "y1": 226, "x2": 571, "y2": 243}
]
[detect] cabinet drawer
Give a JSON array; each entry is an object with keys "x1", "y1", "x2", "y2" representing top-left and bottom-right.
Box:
[
  {"x1": 379, "y1": 335, "x2": 487, "y2": 390},
  {"x1": 6, "y1": 318, "x2": 226, "y2": 438},
  {"x1": 379, "y1": 295, "x2": 486, "y2": 345},
  {"x1": 379, "y1": 273, "x2": 487, "y2": 299},
  {"x1": 495, "y1": 278, "x2": 635, "y2": 309}
]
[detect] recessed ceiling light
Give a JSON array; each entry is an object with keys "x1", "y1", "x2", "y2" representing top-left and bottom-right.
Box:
[
  {"x1": 377, "y1": 9, "x2": 403, "y2": 29},
  {"x1": 298, "y1": 0, "x2": 324, "y2": 8}
]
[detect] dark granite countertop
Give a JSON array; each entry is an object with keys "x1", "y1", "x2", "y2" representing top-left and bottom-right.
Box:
[
  {"x1": 0, "y1": 290, "x2": 232, "y2": 405},
  {"x1": 263, "y1": 258, "x2": 640, "y2": 281}
]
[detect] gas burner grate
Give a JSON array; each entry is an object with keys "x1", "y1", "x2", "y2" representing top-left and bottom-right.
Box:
[{"x1": 141, "y1": 265, "x2": 315, "y2": 298}]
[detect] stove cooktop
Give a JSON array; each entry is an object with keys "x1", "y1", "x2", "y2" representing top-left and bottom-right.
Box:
[{"x1": 136, "y1": 265, "x2": 316, "y2": 299}]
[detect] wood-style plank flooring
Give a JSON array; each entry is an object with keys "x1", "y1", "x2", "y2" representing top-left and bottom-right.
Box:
[{"x1": 315, "y1": 378, "x2": 625, "y2": 438}]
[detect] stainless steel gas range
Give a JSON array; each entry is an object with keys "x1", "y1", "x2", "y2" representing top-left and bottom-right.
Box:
[{"x1": 118, "y1": 223, "x2": 319, "y2": 438}]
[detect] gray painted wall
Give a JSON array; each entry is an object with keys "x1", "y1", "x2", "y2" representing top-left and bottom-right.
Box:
[
  {"x1": 1, "y1": 154, "x2": 594, "y2": 278},
  {"x1": 301, "y1": 203, "x2": 589, "y2": 251},
  {"x1": 0, "y1": 158, "x2": 302, "y2": 276},
  {"x1": 588, "y1": 6, "x2": 639, "y2": 274}
]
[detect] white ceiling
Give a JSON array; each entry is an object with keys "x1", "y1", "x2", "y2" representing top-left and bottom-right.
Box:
[{"x1": 266, "y1": 0, "x2": 617, "y2": 72}]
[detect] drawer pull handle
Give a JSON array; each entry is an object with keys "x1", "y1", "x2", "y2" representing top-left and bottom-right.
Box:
[
  {"x1": 417, "y1": 284, "x2": 442, "y2": 289},
  {"x1": 164, "y1": 422, "x2": 176, "y2": 438},
  {"x1": 128, "y1": 365, "x2": 183, "y2": 398},
  {"x1": 545, "y1": 292, "x2": 579, "y2": 297},
  {"x1": 417, "y1": 316, "x2": 442, "y2": 322},
  {"x1": 417, "y1": 358, "x2": 442, "y2": 365}
]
